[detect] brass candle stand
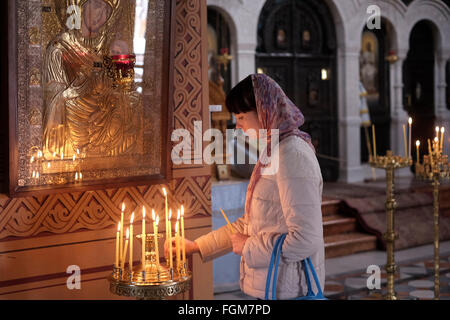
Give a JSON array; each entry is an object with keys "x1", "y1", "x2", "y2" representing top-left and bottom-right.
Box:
[
  {"x1": 108, "y1": 233, "x2": 191, "y2": 300},
  {"x1": 369, "y1": 151, "x2": 412, "y2": 300},
  {"x1": 415, "y1": 150, "x2": 449, "y2": 300}
]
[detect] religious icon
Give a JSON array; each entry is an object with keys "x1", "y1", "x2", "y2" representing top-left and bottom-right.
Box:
[{"x1": 8, "y1": 0, "x2": 176, "y2": 196}]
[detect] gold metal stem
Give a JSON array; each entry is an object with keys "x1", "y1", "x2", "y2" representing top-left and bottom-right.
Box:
[
  {"x1": 383, "y1": 166, "x2": 397, "y2": 300},
  {"x1": 432, "y1": 173, "x2": 440, "y2": 300}
]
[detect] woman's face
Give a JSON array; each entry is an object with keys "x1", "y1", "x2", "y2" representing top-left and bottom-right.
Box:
[{"x1": 234, "y1": 111, "x2": 261, "y2": 138}]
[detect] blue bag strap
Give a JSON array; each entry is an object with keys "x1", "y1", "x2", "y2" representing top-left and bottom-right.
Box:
[
  {"x1": 271, "y1": 234, "x2": 286, "y2": 299},
  {"x1": 306, "y1": 257, "x2": 324, "y2": 297},
  {"x1": 302, "y1": 259, "x2": 314, "y2": 296},
  {"x1": 264, "y1": 234, "x2": 283, "y2": 300}
]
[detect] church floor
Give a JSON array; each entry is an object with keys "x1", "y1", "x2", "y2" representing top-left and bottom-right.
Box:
[{"x1": 213, "y1": 240, "x2": 450, "y2": 300}]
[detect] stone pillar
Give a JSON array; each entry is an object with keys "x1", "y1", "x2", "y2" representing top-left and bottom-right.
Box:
[
  {"x1": 435, "y1": 54, "x2": 450, "y2": 156},
  {"x1": 235, "y1": 42, "x2": 256, "y2": 83},
  {"x1": 338, "y1": 47, "x2": 365, "y2": 182}
]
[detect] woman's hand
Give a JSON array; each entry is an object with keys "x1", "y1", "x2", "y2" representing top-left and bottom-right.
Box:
[
  {"x1": 164, "y1": 238, "x2": 199, "y2": 259},
  {"x1": 231, "y1": 233, "x2": 250, "y2": 256}
]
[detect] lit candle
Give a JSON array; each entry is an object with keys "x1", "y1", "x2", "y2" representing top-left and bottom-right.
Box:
[
  {"x1": 436, "y1": 126, "x2": 440, "y2": 142},
  {"x1": 120, "y1": 202, "x2": 125, "y2": 263},
  {"x1": 440, "y1": 127, "x2": 445, "y2": 153},
  {"x1": 152, "y1": 209, "x2": 160, "y2": 270},
  {"x1": 129, "y1": 212, "x2": 134, "y2": 271},
  {"x1": 434, "y1": 137, "x2": 439, "y2": 154},
  {"x1": 402, "y1": 125, "x2": 407, "y2": 158},
  {"x1": 121, "y1": 228, "x2": 129, "y2": 270},
  {"x1": 181, "y1": 205, "x2": 186, "y2": 268},
  {"x1": 115, "y1": 222, "x2": 120, "y2": 268},
  {"x1": 372, "y1": 124, "x2": 377, "y2": 159},
  {"x1": 408, "y1": 117, "x2": 412, "y2": 159},
  {"x1": 416, "y1": 140, "x2": 420, "y2": 164},
  {"x1": 175, "y1": 219, "x2": 180, "y2": 271},
  {"x1": 168, "y1": 209, "x2": 173, "y2": 269},
  {"x1": 142, "y1": 206, "x2": 146, "y2": 266},
  {"x1": 162, "y1": 188, "x2": 170, "y2": 268}
]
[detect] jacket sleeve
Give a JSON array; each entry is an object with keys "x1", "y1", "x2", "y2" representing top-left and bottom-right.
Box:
[
  {"x1": 194, "y1": 216, "x2": 247, "y2": 263},
  {"x1": 242, "y1": 140, "x2": 324, "y2": 268}
]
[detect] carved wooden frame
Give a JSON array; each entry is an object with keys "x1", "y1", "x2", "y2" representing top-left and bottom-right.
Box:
[{"x1": 7, "y1": 0, "x2": 176, "y2": 197}]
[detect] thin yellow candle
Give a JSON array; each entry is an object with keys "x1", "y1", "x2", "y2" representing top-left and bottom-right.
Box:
[
  {"x1": 440, "y1": 127, "x2": 445, "y2": 153},
  {"x1": 428, "y1": 139, "x2": 434, "y2": 167},
  {"x1": 220, "y1": 208, "x2": 235, "y2": 233},
  {"x1": 408, "y1": 117, "x2": 412, "y2": 159},
  {"x1": 152, "y1": 210, "x2": 160, "y2": 270},
  {"x1": 168, "y1": 209, "x2": 173, "y2": 269},
  {"x1": 121, "y1": 228, "x2": 129, "y2": 270},
  {"x1": 120, "y1": 202, "x2": 125, "y2": 264},
  {"x1": 142, "y1": 206, "x2": 146, "y2": 266},
  {"x1": 372, "y1": 124, "x2": 377, "y2": 159},
  {"x1": 436, "y1": 126, "x2": 440, "y2": 141},
  {"x1": 175, "y1": 220, "x2": 180, "y2": 271},
  {"x1": 162, "y1": 188, "x2": 170, "y2": 267},
  {"x1": 115, "y1": 222, "x2": 120, "y2": 268},
  {"x1": 129, "y1": 212, "x2": 134, "y2": 270},
  {"x1": 402, "y1": 125, "x2": 407, "y2": 158},
  {"x1": 434, "y1": 137, "x2": 439, "y2": 154},
  {"x1": 416, "y1": 140, "x2": 420, "y2": 164},
  {"x1": 181, "y1": 205, "x2": 186, "y2": 267}
]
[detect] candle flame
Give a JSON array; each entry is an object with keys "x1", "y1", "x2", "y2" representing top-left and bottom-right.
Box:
[
  {"x1": 142, "y1": 206, "x2": 146, "y2": 218},
  {"x1": 76, "y1": 148, "x2": 80, "y2": 155},
  {"x1": 30, "y1": 156, "x2": 34, "y2": 163},
  {"x1": 436, "y1": 126, "x2": 440, "y2": 133},
  {"x1": 441, "y1": 127, "x2": 445, "y2": 133},
  {"x1": 36, "y1": 172, "x2": 39, "y2": 178},
  {"x1": 130, "y1": 212, "x2": 134, "y2": 224},
  {"x1": 434, "y1": 137, "x2": 438, "y2": 143},
  {"x1": 32, "y1": 171, "x2": 35, "y2": 178},
  {"x1": 75, "y1": 172, "x2": 78, "y2": 180},
  {"x1": 53, "y1": 152, "x2": 56, "y2": 157},
  {"x1": 72, "y1": 155, "x2": 76, "y2": 161},
  {"x1": 416, "y1": 140, "x2": 420, "y2": 147},
  {"x1": 121, "y1": 202, "x2": 125, "y2": 212},
  {"x1": 79, "y1": 172, "x2": 82, "y2": 180},
  {"x1": 47, "y1": 162, "x2": 51, "y2": 168},
  {"x1": 162, "y1": 187, "x2": 167, "y2": 196},
  {"x1": 118, "y1": 222, "x2": 121, "y2": 231},
  {"x1": 181, "y1": 205, "x2": 184, "y2": 217},
  {"x1": 152, "y1": 209, "x2": 155, "y2": 221},
  {"x1": 408, "y1": 117, "x2": 412, "y2": 125},
  {"x1": 175, "y1": 221, "x2": 179, "y2": 233},
  {"x1": 156, "y1": 214, "x2": 159, "y2": 225},
  {"x1": 126, "y1": 228, "x2": 129, "y2": 239},
  {"x1": 177, "y1": 209, "x2": 180, "y2": 220},
  {"x1": 169, "y1": 209, "x2": 172, "y2": 220},
  {"x1": 61, "y1": 153, "x2": 63, "y2": 160}
]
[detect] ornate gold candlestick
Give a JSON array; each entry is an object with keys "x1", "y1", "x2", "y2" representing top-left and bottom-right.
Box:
[
  {"x1": 108, "y1": 233, "x2": 191, "y2": 300},
  {"x1": 415, "y1": 148, "x2": 449, "y2": 300},
  {"x1": 103, "y1": 54, "x2": 136, "y2": 90},
  {"x1": 369, "y1": 151, "x2": 412, "y2": 300}
]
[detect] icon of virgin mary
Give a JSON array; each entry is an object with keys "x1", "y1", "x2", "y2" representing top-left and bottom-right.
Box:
[{"x1": 42, "y1": 0, "x2": 142, "y2": 159}]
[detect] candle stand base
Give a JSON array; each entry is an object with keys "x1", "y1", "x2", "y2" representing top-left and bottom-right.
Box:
[{"x1": 108, "y1": 233, "x2": 191, "y2": 300}]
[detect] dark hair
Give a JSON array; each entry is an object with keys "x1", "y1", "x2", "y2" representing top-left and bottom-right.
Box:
[{"x1": 225, "y1": 75, "x2": 257, "y2": 114}]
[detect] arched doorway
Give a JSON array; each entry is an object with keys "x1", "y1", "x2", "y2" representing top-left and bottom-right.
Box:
[
  {"x1": 256, "y1": 0, "x2": 338, "y2": 181},
  {"x1": 403, "y1": 21, "x2": 435, "y2": 160}
]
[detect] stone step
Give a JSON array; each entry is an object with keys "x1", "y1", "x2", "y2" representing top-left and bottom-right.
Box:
[
  {"x1": 324, "y1": 232, "x2": 378, "y2": 259},
  {"x1": 321, "y1": 199, "x2": 341, "y2": 216},
  {"x1": 323, "y1": 214, "x2": 358, "y2": 237}
]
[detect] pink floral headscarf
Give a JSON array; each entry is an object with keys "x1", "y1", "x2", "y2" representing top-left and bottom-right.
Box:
[{"x1": 244, "y1": 74, "x2": 314, "y2": 218}]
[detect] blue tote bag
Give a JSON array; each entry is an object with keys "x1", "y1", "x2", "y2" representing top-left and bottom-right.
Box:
[{"x1": 265, "y1": 233, "x2": 328, "y2": 300}]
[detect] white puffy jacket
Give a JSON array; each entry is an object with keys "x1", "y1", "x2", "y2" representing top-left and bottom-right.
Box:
[{"x1": 195, "y1": 135, "x2": 325, "y2": 299}]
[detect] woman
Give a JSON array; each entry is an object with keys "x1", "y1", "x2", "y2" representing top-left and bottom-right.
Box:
[{"x1": 166, "y1": 74, "x2": 325, "y2": 299}]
